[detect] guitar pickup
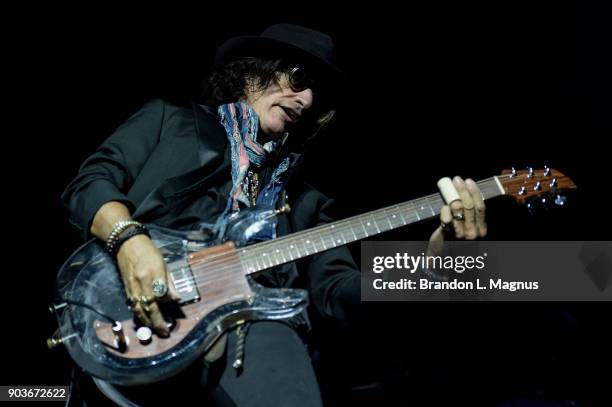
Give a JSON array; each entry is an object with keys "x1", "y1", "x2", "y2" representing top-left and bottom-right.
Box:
[{"x1": 168, "y1": 259, "x2": 200, "y2": 304}]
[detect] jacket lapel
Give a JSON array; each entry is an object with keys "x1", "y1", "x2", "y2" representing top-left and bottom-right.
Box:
[{"x1": 133, "y1": 103, "x2": 231, "y2": 220}]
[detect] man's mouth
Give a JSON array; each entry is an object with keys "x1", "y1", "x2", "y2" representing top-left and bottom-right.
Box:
[{"x1": 279, "y1": 106, "x2": 299, "y2": 122}]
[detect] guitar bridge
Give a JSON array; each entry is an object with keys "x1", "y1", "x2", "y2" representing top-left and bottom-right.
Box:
[{"x1": 168, "y1": 259, "x2": 200, "y2": 304}]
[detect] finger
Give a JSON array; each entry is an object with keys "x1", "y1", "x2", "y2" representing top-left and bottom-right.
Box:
[
  {"x1": 123, "y1": 274, "x2": 151, "y2": 325},
  {"x1": 155, "y1": 266, "x2": 180, "y2": 303},
  {"x1": 449, "y1": 199, "x2": 464, "y2": 239},
  {"x1": 167, "y1": 273, "x2": 182, "y2": 302},
  {"x1": 131, "y1": 301, "x2": 153, "y2": 327},
  {"x1": 440, "y1": 204, "x2": 452, "y2": 225},
  {"x1": 144, "y1": 301, "x2": 170, "y2": 337},
  {"x1": 434, "y1": 205, "x2": 453, "y2": 237},
  {"x1": 466, "y1": 178, "x2": 487, "y2": 237},
  {"x1": 125, "y1": 279, "x2": 154, "y2": 327},
  {"x1": 428, "y1": 205, "x2": 450, "y2": 256},
  {"x1": 439, "y1": 205, "x2": 453, "y2": 237},
  {"x1": 136, "y1": 276, "x2": 170, "y2": 336},
  {"x1": 133, "y1": 254, "x2": 168, "y2": 302},
  {"x1": 454, "y1": 176, "x2": 476, "y2": 240}
]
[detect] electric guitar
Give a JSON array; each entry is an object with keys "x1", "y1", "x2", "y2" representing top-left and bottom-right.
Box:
[{"x1": 49, "y1": 167, "x2": 576, "y2": 385}]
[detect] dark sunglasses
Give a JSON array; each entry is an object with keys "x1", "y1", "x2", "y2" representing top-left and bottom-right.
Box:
[{"x1": 286, "y1": 65, "x2": 317, "y2": 92}]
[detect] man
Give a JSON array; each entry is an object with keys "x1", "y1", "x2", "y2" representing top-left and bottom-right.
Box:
[{"x1": 62, "y1": 24, "x2": 486, "y2": 406}]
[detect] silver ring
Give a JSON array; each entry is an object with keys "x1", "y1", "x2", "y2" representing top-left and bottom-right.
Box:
[
  {"x1": 452, "y1": 212, "x2": 465, "y2": 221},
  {"x1": 151, "y1": 279, "x2": 168, "y2": 299}
]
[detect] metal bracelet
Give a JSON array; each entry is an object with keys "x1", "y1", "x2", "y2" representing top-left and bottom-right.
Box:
[{"x1": 105, "y1": 220, "x2": 142, "y2": 254}]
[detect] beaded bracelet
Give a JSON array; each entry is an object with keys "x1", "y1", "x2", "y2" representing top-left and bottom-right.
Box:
[
  {"x1": 105, "y1": 220, "x2": 142, "y2": 254},
  {"x1": 109, "y1": 224, "x2": 150, "y2": 258}
]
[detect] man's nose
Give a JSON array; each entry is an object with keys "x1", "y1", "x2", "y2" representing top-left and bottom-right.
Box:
[{"x1": 295, "y1": 88, "x2": 314, "y2": 111}]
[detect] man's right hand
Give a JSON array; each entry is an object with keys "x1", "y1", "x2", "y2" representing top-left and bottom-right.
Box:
[
  {"x1": 116, "y1": 234, "x2": 180, "y2": 337},
  {"x1": 91, "y1": 201, "x2": 181, "y2": 337}
]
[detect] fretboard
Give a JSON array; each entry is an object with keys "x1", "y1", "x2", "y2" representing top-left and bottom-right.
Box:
[{"x1": 238, "y1": 177, "x2": 505, "y2": 275}]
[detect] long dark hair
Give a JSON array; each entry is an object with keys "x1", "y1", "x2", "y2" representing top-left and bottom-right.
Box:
[{"x1": 201, "y1": 57, "x2": 336, "y2": 150}]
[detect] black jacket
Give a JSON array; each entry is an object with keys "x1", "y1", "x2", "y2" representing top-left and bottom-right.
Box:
[{"x1": 61, "y1": 99, "x2": 360, "y2": 326}]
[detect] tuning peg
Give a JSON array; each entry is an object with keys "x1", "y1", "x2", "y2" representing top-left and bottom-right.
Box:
[
  {"x1": 510, "y1": 167, "x2": 517, "y2": 178},
  {"x1": 549, "y1": 178, "x2": 557, "y2": 188},
  {"x1": 48, "y1": 302, "x2": 67, "y2": 315},
  {"x1": 526, "y1": 167, "x2": 534, "y2": 178},
  {"x1": 533, "y1": 181, "x2": 542, "y2": 191},
  {"x1": 540, "y1": 196, "x2": 554, "y2": 211},
  {"x1": 543, "y1": 166, "x2": 551, "y2": 177},
  {"x1": 554, "y1": 194, "x2": 567, "y2": 206},
  {"x1": 525, "y1": 202, "x2": 538, "y2": 216},
  {"x1": 47, "y1": 335, "x2": 64, "y2": 350}
]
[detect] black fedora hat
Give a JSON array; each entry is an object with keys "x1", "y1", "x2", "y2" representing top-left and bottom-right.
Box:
[{"x1": 214, "y1": 24, "x2": 343, "y2": 85}]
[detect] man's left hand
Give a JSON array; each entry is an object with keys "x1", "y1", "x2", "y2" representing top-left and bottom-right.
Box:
[{"x1": 428, "y1": 176, "x2": 487, "y2": 255}]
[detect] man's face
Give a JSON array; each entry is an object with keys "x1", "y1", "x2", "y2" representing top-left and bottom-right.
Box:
[{"x1": 245, "y1": 73, "x2": 314, "y2": 138}]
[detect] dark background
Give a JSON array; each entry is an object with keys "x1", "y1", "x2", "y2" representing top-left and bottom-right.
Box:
[{"x1": 4, "y1": 1, "x2": 611, "y2": 406}]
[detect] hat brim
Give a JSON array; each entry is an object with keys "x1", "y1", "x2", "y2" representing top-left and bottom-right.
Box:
[{"x1": 214, "y1": 36, "x2": 344, "y2": 88}]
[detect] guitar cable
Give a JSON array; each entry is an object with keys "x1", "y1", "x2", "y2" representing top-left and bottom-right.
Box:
[{"x1": 51, "y1": 298, "x2": 119, "y2": 325}]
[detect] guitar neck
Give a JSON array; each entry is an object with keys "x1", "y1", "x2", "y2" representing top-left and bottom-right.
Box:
[{"x1": 238, "y1": 177, "x2": 506, "y2": 276}]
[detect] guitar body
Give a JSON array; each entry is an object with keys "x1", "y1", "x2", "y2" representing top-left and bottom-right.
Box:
[{"x1": 53, "y1": 208, "x2": 308, "y2": 385}]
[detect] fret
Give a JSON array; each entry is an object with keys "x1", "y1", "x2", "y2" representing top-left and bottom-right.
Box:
[
  {"x1": 395, "y1": 204, "x2": 410, "y2": 226},
  {"x1": 286, "y1": 244, "x2": 295, "y2": 261},
  {"x1": 326, "y1": 225, "x2": 336, "y2": 247},
  {"x1": 302, "y1": 239, "x2": 310, "y2": 255},
  {"x1": 253, "y1": 254, "x2": 263, "y2": 271},
  {"x1": 415, "y1": 202, "x2": 434, "y2": 220},
  {"x1": 407, "y1": 210, "x2": 422, "y2": 223},
  {"x1": 294, "y1": 240, "x2": 302, "y2": 257},
  {"x1": 325, "y1": 232, "x2": 337, "y2": 249},
  {"x1": 245, "y1": 258, "x2": 256, "y2": 273},
  {"x1": 268, "y1": 252, "x2": 276, "y2": 268},
  {"x1": 367, "y1": 214, "x2": 380, "y2": 234},
  {"x1": 261, "y1": 252, "x2": 271, "y2": 269},
  {"x1": 307, "y1": 238, "x2": 318, "y2": 253},
  {"x1": 288, "y1": 241, "x2": 300, "y2": 259},
  {"x1": 328, "y1": 229, "x2": 338, "y2": 246},
  {"x1": 379, "y1": 213, "x2": 392, "y2": 231},
  {"x1": 357, "y1": 218, "x2": 368, "y2": 238},
  {"x1": 257, "y1": 251, "x2": 265, "y2": 268},
  {"x1": 333, "y1": 229, "x2": 347, "y2": 246},
  {"x1": 351, "y1": 220, "x2": 367, "y2": 240},
  {"x1": 383, "y1": 209, "x2": 394, "y2": 229},
  {"x1": 260, "y1": 251, "x2": 272, "y2": 268},
  {"x1": 348, "y1": 223, "x2": 358, "y2": 241},
  {"x1": 319, "y1": 235, "x2": 328, "y2": 250},
  {"x1": 388, "y1": 208, "x2": 404, "y2": 229}
]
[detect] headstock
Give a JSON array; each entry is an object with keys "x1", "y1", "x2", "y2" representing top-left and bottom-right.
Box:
[{"x1": 499, "y1": 166, "x2": 577, "y2": 204}]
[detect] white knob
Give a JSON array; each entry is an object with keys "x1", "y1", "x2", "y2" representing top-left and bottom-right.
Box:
[{"x1": 136, "y1": 326, "x2": 152, "y2": 344}]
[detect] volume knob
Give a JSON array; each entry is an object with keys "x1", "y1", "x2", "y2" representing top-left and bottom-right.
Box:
[{"x1": 136, "y1": 326, "x2": 153, "y2": 344}]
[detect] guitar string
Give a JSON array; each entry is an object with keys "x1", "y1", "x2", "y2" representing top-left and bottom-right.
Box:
[
  {"x1": 175, "y1": 187, "x2": 502, "y2": 289},
  {"x1": 171, "y1": 173, "x2": 566, "y2": 290},
  {"x1": 171, "y1": 176, "x2": 514, "y2": 290},
  {"x1": 173, "y1": 174, "x2": 564, "y2": 290}
]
